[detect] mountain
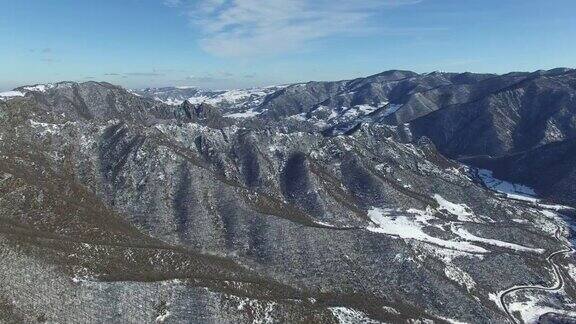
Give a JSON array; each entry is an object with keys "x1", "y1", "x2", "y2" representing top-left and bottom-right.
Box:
[
  {"x1": 409, "y1": 68, "x2": 576, "y2": 157},
  {"x1": 136, "y1": 68, "x2": 576, "y2": 207},
  {"x1": 133, "y1": 85, "x2": 285, "y2": 116},
  {"x1": 0, "y1": 75, "x2": 575, "y2": 323}
]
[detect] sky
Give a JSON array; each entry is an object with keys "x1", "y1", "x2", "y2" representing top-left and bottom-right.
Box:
[{"x1": 0, "y1": 0, "x2": 575, "y2": 90}]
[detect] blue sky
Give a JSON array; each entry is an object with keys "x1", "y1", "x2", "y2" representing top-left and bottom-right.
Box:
[{"x1": 1, "y1": 0, "x2": 575, "y2": 90}]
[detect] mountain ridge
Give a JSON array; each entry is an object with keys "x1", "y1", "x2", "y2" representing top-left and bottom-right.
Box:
[
  {"x1": 3, "y1": 67, "x2": 575, "y2": 208},
  {"x1": 1, "y1": 71, "x2": 576, "y2": 322}
]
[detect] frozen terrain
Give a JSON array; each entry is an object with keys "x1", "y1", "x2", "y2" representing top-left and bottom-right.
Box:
[{"x1": 1, "y1": 69, "x2": 575, "y2": 323}]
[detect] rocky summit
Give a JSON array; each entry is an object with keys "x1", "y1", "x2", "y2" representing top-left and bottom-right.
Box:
[{"x1": 1, "y1": 70, "x2": 576, "y2": 323}]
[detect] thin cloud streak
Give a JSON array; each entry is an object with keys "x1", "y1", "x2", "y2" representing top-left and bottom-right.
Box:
[{"x1": 166, "y1": 0, "x2": 424, "y2": 57}]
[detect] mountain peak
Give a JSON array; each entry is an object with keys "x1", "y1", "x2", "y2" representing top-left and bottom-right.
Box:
[{"x1": 370, "y1": 69, "x2": 419, "y2": 80}]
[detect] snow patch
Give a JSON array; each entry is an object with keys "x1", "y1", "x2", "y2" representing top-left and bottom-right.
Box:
[
  {"x1": 539, "y1": 203, "x2": 575, "y2": 211},
  {"x1": 565, "y1": 264, "x2": 576, "y2": 286},
  {"x1": 477, "y1": 169, "x2": 538, "y2": 202},
  {"x1": 230, "y1": 296, "x2": 277, "y2": 323},
  {"x1": 354, "y1": 104, "x2": 379, "y2": 115},
  {"x1": 288, "y1": 113, "x2": 308, "y2": 121},
  {"x1": 146, "y1": 86, "x2": 278, "y2": 108},
  {"x1": 508, "y1": 294, "x2": 576, "y2": 324},
  {"x1": 367, "y1": 207, "x2": 487, "y2": 253},
  {"x1": 29, "y1": 120, "x2": 67, "y2": 136},
  {"x1": 434, "y1": 194, "x2": 475, "y2": 222},
  {"x1": 23, "y1": 84, "x2": 53, "y2": 92},
  {"x1": 454, "y1": 227, "x2": 545, "y2": 253},
  {"x1": 444, "y1": 264, "x2": 476, "y2": 292},
  {"x1": 224, "y1": 109, "x2": 262, "y2": 118},
  {"x1": 127, "y1": 89, "x2": 142, "y2": 97},
  {"x1": 329, "y1": 307, "x2": 380, "y2": 324},
  {"x1": 436, "y1": 316, "x2": 469, "y2": 324},
  {"x1": 0, "y1": 91, "x2": 25, "y2": 99},
  {"x1": 155, "y1": 311, "x2": 171, "y2": 323},
  {"x1": 489, "y1": 292, "x2": 505, "y2": 311},
  {"x1": 313, "y1": 220, "x2": 338, "y2": 228},
  {"x1": 375, "y1": 164, "x2": 391, "y2": 173},
  {"x1": 381, "y1": 306, "x2": 400, "y2": 315}
]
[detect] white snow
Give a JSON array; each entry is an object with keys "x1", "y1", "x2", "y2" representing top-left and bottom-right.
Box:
[
  {"x1": 342, "y1": 107, "x2": 360, "y2": 118},
  {"x1": 375, "y1": 164, "x2": 390, "y2": 173},
  {"x1": 328, "y1": 307, "x2": 380, "y2": 324},
  {"x1": 381, "y1": 306, "x2": 400, "y2": 315},
  {"x1": 444, "y1": 264, "x2": 476, "y2": 292},
  {"x1": 434, "y1": 194, "x2": 475, "y2": 222},
  {"x1": 288, "y1": 113, "x2": 308, "y2": 121},
  {"x1": 539, "y1": 203, "x2": 575, "y2": 211},
  {"x1": 368, "y1": 204, "x2": 548, "y2": 256},
  {"x1": 160, "y1": 97, "x2": 187, "y2": 105},
  {"x1": 205, "y1": 88, "x2": 276, "y2": 107},
  {"x1": 453, "y1": 227, "x2": 545, "y2": 253},
  {"x1": 533, "y1": 210, "x2": 564, "y2": 236},
  {"x1": 0, "y1": 90, "x2": 25, "y2": 99},
  {"x1": 23, "y1": 84, "x2": 53, "y2": 92},
  {"x1": 2, "y1": 84, "x2": 58, "y2": 100},
  {"x1": 224, "y1": 109, "x2": 262, "y2": 118},
  {"x1": 417, "y1": 242, "x2": 483, "y2": 263},
  {"x1": 155, "y1": 311, "x2": 171, "y2": 323},
  {"x1": 567, "y1": 264, "x2": 576, "y2": 282},
  {"x1": 507, "y1": 294, "x2": 576, "y2": 324},
  {"x1": 151, "y1": 87, "x2": 276, "y2": 107},
  {"x1": 436, "y1": 316, "x2": 469, "y2": 324},
  {"x1": 313, "y1": 220, "x2": 338, "y2": 228},
  {"x1": 127, "y1": 89, "x2": 142, "y2": 97},
  {"x1": 229, "y1": 296, "x2": 277, "y2": 323},
  {"x1": 488, "y1": 292, "x2": 505, "y2": 311},
  {"x1": 214, "y1": 89, "x2": 261, "y2": 102},
  {"x1": 477, "y1": 169, "x2": 538, "y2": 202},
  {"x1": 327, "y1": 110, "x2": 339, "y2": 120},
  {"x1": 29, "y1": 120, "x2": 74, "y2": 136},
  {"x1": 367, "y1": 207, "x2": 487, "y2": 253},
  {"x1": 355, "y1": 104, "x2": 379, "y2": 115}
]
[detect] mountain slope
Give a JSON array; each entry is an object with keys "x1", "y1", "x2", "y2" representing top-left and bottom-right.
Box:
[
  {"x1": 0, "y1": 80, "x2": 575, "y2": 323},
  {"x1": 409, "y1": 68, "x2": 576, "y2": 158},
  {"x1": 134, "y1": 86, "x2": 284, "y2": 115},
  {"x1": 466, "y1": 138, "x2": 576, "y2": 207},
  {"x1": 141, "y1": 68, "x2": 576, "y2": 207}
]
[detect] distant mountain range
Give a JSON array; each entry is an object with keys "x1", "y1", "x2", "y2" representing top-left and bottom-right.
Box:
[
  {"x1": 132, "y1": 68, "x2": 576, "y2": 207},
  {"x1": 133, "y1": 85, "x2": 285, "y2": 115},
  {"x1": 0, "y1": 68, "x2": 575, "y2": 323}
]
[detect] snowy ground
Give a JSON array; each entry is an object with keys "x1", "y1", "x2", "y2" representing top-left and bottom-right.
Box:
[
  {"x1": 364, "y1": 170, "x2": 576, "y2": 324},
  {"x1": 0, "y1": 90, "x2": 25, "y2": 100},
  {"x1": 224, "y1": 109, "x2": 263, "y2": 118},
  {"x1": 367, "y1": 204, "x2": 546, "y2": 255},
  {"x1": 476, "y1": 169, "x2": 538, "y2": 202}
]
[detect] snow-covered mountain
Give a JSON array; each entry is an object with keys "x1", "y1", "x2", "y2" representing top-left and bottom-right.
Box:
[
  {"x1": 133, "y1": 85, "x2": 285, "y2": 113},
  {"x1": 1, "y1": 70, "x2": 576, "y2": 323}
]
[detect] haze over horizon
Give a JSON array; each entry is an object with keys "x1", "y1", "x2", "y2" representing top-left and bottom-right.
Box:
[{"x1": 1, "y1": 0, "x2": 575, "y2": 91}]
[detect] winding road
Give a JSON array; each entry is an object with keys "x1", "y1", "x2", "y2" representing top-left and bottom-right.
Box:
[{"x1": 499, "y1": 226, "x2": 574, "y2": 324}]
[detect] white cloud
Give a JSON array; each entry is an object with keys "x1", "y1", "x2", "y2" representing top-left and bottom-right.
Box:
[
  {"x1": 163, "y1": 0, "x2": 182, "y2": 7},
  {"x1": 168, "y1": 0, "x2": 422, "y2": 57}
]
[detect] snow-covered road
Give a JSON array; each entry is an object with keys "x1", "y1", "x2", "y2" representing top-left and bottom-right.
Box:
[{"x1": 500, "y1": 225, "x2": 574, "y2": 324}]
